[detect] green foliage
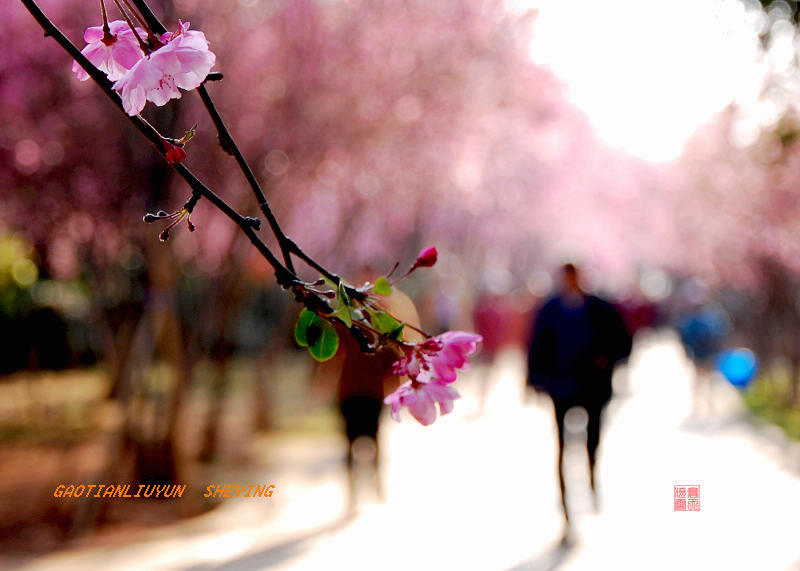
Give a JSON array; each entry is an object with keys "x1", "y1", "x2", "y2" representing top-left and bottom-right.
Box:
[
  {"x1": 333, "y1": 281, "x2": 353, "y2": 327},
  {"x1": 307, "y1": 320, "x2": 339, "y2": 361},
  {"x1": 744, "y1": 373, "x2": 800, "y2": 441},
  {"x1": 373, "y1": 277, "x2": 392, "y2": 296},
  {"x1": 333, "y1": 305, "x2": 352, "y2": 328},
  {"x1": 338, "y1": 282, "x2": 351, "y2": 306},
  {"x1": 294, "y1": 308, "x2": 339, "y2": 361},
  {"x1": 368, "y1": 308, "x2": 403, "y2": 340},
  {"x1": 388, "y1": 323, "x2": 405, "y2": 341},
  {"x1": 294, "y1": 308, "x2": 317, "y2": 347}
]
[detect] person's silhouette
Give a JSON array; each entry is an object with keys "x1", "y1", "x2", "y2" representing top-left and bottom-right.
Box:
[
  {"x1": 327, "y1": 288, "x2": 422, "y2": 509},
  {"x1": 527, "y1": 263, "x2": 631, "y2": 538}
]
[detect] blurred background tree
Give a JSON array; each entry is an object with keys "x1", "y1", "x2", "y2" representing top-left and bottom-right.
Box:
[{"x1": 6, "y1": 0, "x2": 800, "y2": 550}]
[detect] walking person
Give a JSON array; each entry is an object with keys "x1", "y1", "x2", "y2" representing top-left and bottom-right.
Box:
[
  {"x1": 527, "y1": 263, "x2": 632, "y2": 540},
  {"x1": 316, "y1": 286, "x2": 422, "y2": 511}
]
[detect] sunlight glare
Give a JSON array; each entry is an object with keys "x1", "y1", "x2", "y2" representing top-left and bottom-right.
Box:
[{"x1": 525, "y1": 0, "x2": 767, "y2": 162}]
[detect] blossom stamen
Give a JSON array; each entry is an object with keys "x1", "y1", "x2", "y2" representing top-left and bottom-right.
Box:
[{"x1": 143, "y1": 207, "x2": 194, "y2": 241}]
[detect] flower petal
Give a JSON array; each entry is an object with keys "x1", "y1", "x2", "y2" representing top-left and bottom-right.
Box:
[
  {"x1": 111, "y1": 40, "x2": 146, "y2": 73},
  {"x1": 83, "y1": 26, "x2": 104, "y2": 43},
  {"x1": 407, "y1": 391, "x2": 436, "y2": 426},
  {"x1": 384, "y1": 381, "x2": 412, "y2": 406},
  {"x1": 72, "y1": 58, "x2": 90, "y2": 82},
  {"x1": 121, "y1": 84, "x2": 147, "y2": 116}
]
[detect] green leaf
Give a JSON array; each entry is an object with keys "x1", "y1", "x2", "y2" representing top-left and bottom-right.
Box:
[
  {"x1": 338, "y1": 282, "x2": 351, "y2": 306},
  {"x1": 389, "y1": 323, "x2": 405, "y2": 341},
  {"x1": 369, "y1": 309, "x2": 401, "y2": 335},
  {"x1": 294, "y1": 308, "x2": 317, "y2": 347},
  {"x1": 334, "y1": 305, "x2": 352, "y2": 328},
  {"x1": 308, "y1": 320, "x2": 339, "y2": 361},
  {"x1": 373, "y1": 277, "x2": 393, "y2": 296},
  {"x1": 295, "y1": 308, "x2": 340, "y2": 361}
]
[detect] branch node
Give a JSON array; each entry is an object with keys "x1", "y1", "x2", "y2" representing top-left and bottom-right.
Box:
[
  {"x1": 217, "y1": 136, "x2": 235, "y2": 156},
  {"x1": 244, "y1": 216, "x2": 261, "y2": 230}
]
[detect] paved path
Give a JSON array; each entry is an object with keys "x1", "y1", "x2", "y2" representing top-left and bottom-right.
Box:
[{"x1": 17, "y1": 332, "x2": 800, "y2": 570}]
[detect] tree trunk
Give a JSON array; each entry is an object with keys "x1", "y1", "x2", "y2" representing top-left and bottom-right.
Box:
[{"x1": 198, "y1": 354, "x2": 228, "y2": 462}]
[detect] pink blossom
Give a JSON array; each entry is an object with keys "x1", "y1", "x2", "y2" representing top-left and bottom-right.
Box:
[
  {"x1": 384, "y1": 380, "x2": 460, "y2": 426},
  {"x1": 72, "y1": 21, "x2": 146, "y2": 82},
  {"x1": 392, "y1": 331, "x2": 482, "y2": 383},
  {"x1": 112, "y1": 21, "x2": 215, "y2": 116},
  {"x1": 428, "y1": 331, "x2": 482, "y2": 382}
]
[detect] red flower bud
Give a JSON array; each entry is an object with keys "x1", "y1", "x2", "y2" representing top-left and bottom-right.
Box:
[
  {"x1": 165, "y1": 143, "x2": 187, "y2": 164},
  {"x1": 414, "y1": 247, "x2": 437, "y2": 268}
]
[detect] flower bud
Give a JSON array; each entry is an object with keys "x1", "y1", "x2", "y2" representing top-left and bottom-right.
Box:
[
  {"x1": 174, "y1": 124, "x2": 197, "y2": 146},
  {"x1": 414, "y1": 247, "x2": 437, "y2": 268},
  {"x1": 165, "y1": 143, "x2": 187, "y2": 164}
]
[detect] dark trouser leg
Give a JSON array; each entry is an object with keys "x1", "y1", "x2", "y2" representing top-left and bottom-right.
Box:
[
  {"x1": 371, "y1": 401, "x2": 383, "y2": 499},
  {"x1": 373, "y1": 436, "x2": 385, "y2": 500},
  {"x1": 340, "y1": 402, "x2": 357, "y2": 507},
  {"x1": 553, "y1": 399, "x2": 570, "y2": 523},
  {"x1": 586, "y1": 403, "x2": 604, "y2": 493}
]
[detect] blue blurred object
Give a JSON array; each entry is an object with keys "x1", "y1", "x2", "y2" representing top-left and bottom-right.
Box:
[
  {"x1": 716, "y1": 349, "x2": 758, "y2": 388},
  {"x1": 678, "y1": 307, "x2": 728, "y2": 365}
]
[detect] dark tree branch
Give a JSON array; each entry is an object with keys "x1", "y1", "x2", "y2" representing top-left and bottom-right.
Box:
[
  {"x1": 132, "y1": 0, "x2": 297, "y2": 274},
  {"x1": 22, "y1": 0, "x2": 374, "y2": 317},
  {"x1": 132, "y1": 0, "x2": 357, "y2": 287},
  {"x1": 20, "y1": 0, "x2": 298, "y2": 288},
  {"x1": 195, "y1": 85, "x2": 296, "y2": 274},
  {"x1": 173, "y1": 165, "x2": 298, "y2": 288},
  {"x1": 130, "y1": 0, "x2": 167, "y2": 35}
]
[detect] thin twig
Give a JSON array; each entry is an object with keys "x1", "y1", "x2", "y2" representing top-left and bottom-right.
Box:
[
  {"x1": 173, "y1": 165, "x2": 298, "y2": 288},
  {"x1": 111, "y1": 0, "x2": 149, "y2": 53},
  {"x1": 130, "y1": 0, "x2": 166, "y2": 35},
  {"x1": 131, "y1": 0, "x2": 353, "y2": 285},
  {"x1": 131, "y1": 0, "x2": 296, "y2": 273},
  {"x1": 195, "y1": 85, "x2": 296, "y2": 274}
]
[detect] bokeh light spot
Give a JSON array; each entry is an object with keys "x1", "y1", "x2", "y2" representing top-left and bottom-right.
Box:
[{"x1": 11, "y1": 258, "x2": 38, "y2": 287}]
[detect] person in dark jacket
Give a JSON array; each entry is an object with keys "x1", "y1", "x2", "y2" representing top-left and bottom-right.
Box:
[{"x1": 527, "y1": 263, "x2": 632, "y2": 534}]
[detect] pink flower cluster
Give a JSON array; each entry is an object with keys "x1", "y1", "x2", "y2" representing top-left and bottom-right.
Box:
[
  {"x1": 73, "y1": 20, "x2": 215, "y2": 116},
  {"x1": 384, "y1": 331, "x2": 482, "y2": 426}
]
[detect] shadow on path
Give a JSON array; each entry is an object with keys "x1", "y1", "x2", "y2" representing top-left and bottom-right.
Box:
[
  {"x1": 181, "y1": 511, "x2": 356, "y2": 571},
  {"x1": 506, "y1": 537, "x2": 576, "y2": 571}
]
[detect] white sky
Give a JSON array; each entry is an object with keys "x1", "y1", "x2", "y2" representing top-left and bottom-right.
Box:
[{"x1": 521, "y1": 0, "x2": 772, "y2": 162}]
